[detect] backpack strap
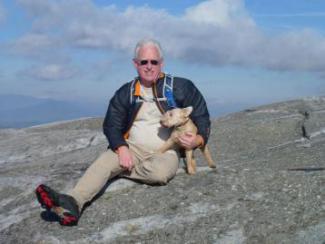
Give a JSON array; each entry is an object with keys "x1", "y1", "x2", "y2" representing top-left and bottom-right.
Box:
[
  {"x1": 163, "y1": 74, "x2": 177, "y2": 109},
  {"x1": 129, "y1": 74, "x2": 178, "y2": 108},
  {"x1": 129, "y1": 78, "x2": 143, "y2": 105}
]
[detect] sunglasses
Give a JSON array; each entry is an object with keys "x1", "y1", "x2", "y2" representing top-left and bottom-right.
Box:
[{"x1": 138, "y1": 59, "x2": 160, "y2": 66}]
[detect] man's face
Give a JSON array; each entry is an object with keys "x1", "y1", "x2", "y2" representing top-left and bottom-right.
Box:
[{"x1": 133, "y1": 45, "x2": 163, "y2": 86}]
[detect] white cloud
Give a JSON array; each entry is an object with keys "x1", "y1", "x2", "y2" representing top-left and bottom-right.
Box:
[
  {"x1": 10, "y1": 33, "x2": 58, "y2": 56},
  {"x1": 0, "y1": 2, "x2": 6, "y2": 24},
  {"x1": 184, "y1": 0, "x2": 254, "y2": 27},
  {"x1": 14, "y1": 0, "x2": 325, "y2": 74},
  {"x1": 22, "y1": 64, "x2": 78, "y2": 81},
  {"x1": 260, "y1": 29, "x2": 325, "y2": 71}
]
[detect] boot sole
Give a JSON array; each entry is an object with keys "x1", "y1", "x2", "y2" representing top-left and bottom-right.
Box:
[{"x1": 35, "y1": 184, "x2": 78, "y2": 226}]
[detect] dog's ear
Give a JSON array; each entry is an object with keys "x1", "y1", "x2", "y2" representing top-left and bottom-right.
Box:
[{"x1": 183, "y1": 106, "x2": 193, "y2": 117}]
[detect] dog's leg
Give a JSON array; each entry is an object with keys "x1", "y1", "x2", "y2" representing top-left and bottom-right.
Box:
[
  {"x1": 158, "y1": 138, "x2": 175, "y2": 153},
  {"x1": 191, "y1": 156, "x2": 197, "y2": 174},
  {"x1": 185, "y1": 149, "x2": 196, "y2": 175},
  {"x1": 201, "y1": 145, "x2": 216, "y2": 169}
]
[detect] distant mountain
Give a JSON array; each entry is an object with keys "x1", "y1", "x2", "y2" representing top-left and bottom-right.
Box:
[
  {"x1": 0, "y1": 94, "x2": 105, "y2": 128},
  {"x1": 206, "y1": 99, "x2": 256, "y2": 118},
  {"x1": 0, "y1": 94, "x2": 254, "y2": 128},
  {"x1": 0, "y1": 94, "x2": 49, "y2": 110}
]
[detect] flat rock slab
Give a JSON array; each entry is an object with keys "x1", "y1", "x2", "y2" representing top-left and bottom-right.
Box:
[{"x1": 0, "y1": 97, "x2": 324, "y2": 243}]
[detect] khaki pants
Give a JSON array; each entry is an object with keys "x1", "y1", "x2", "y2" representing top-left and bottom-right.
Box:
[{"x1": 67, "y1": 143, "x2": 179, "y2": 209}]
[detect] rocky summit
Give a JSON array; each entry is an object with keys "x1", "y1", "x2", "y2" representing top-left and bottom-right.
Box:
[{"x1": 0, "y1": 97, "x2": 324, "y2": 244}]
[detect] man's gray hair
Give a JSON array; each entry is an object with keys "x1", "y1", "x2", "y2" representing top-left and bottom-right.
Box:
[{"x1": 134, "y1": 39, "x2": 163, "y2": 60}]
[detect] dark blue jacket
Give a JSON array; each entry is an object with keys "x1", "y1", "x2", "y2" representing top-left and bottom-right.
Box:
[{"x1": 103, "y1": 73, "x2": 211, "y2": 151}]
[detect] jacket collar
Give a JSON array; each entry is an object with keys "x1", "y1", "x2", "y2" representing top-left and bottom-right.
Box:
[{"x1": 133, "y1": 72, "x2": 165, "y2": 96}]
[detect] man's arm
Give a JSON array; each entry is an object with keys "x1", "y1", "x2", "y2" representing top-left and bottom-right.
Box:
[
  {"x1": 178, "y1": 132, "x2": 204, "y2": 150},
  {"x1": 175, "y1": 78, "x2": 211, "y2": 148},
  {"x1": 116, "y1": 145, "x2": 134, "y2": 171},
  {"x1": 102, "y1": 84, "x2": 135, "y2": 170},
  {"x1": 103, "y1": 84, "x2": 129, "y2": 151}
]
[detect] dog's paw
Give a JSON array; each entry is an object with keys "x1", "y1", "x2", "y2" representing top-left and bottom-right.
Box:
[{"x1": 187, "y1": 166, "x2": 196, "y2": 175}]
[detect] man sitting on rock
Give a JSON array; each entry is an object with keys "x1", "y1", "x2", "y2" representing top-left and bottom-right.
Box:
[{"x1": 35, "y1": 39, "x2": 211, "y2": 226}]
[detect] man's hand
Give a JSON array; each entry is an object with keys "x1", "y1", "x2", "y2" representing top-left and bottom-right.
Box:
[
  {"x1": 116, "y1": 145, "x2": 134, "y2": 171},
  {"x1": 178, "y1": 132, "x2": 204, "y2": 150}
]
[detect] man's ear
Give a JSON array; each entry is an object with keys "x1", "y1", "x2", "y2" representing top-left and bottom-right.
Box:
[
  {"x1": 133, "y1": 58, "x2": 139, "y2": 69},
  {"x1": 183, "y1": 106, "x2": 193, "y2": 117},
  {"x1": 159, "y1": 58, "x2": 164, "y2": 69}
]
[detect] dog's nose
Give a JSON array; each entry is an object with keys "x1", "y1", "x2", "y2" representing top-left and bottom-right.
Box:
[{"x1": 160, "y1": 120, "x2": 168, "y2": 127}]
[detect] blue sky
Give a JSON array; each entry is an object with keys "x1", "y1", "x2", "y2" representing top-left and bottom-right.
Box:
[{"x1": 1, "y1": 0, "x2": 325, "y2": 115}]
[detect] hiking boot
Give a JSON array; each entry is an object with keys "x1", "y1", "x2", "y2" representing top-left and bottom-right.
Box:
[{"x1": 35, "y1": 184, "x2": 80, "y2": 226}]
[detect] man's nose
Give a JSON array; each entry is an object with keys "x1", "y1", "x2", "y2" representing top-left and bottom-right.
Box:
[{"x1": 146, "y1": 62, "x2": 152, "y2": 69}]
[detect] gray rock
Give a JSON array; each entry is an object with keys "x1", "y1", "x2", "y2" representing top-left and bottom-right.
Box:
[{"x1": 0, "y1": 97, "x2": 324, "y2": 244}]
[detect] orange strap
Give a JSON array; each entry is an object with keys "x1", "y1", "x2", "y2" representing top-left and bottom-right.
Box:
[
  {"x1": 134, "y1": 81, "x2": 141, "y2": 96},
  {"x1": 123, "y1": 131, "x2": 130, "y2": 139},
  {"x1": 133, "y1": 72, "x2": 165, "y2": 97}
]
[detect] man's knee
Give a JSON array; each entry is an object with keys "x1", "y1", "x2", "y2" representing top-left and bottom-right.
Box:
[
  {"x1": 132, "y1": 153, "x2": 179, "y2": 185},
  {"x1": 147, "y1": 171, "x2": 169, "y2": 185},
  {"x1": 145, "y1": 165, "x2": 177, "y2": 185}
]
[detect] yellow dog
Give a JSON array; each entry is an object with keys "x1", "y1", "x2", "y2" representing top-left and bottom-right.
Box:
[{"x1": 159, "y1": 106, "x2": 216, "y2": 175}]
